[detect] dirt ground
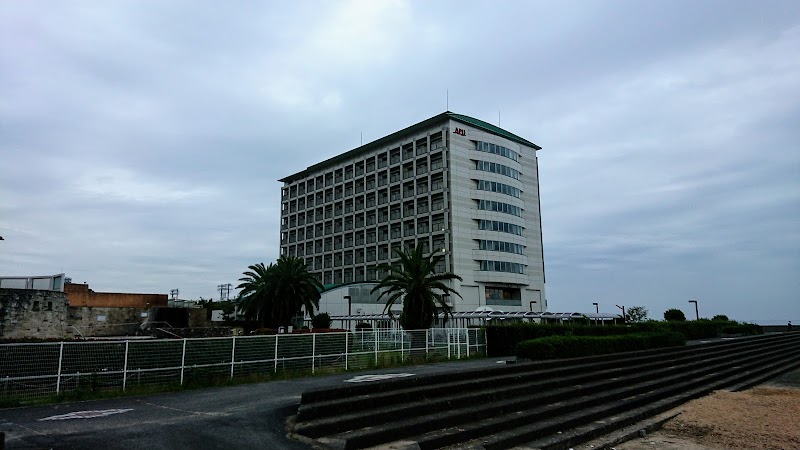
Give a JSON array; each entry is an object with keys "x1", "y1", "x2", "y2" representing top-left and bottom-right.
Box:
[{"x1": 616, "y1": 369, "x2": 800, "y2": 450}]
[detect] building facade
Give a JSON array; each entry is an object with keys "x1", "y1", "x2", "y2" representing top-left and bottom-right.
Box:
[{"x1": 279, "y1": 112, "x2": 546, "y2": 313}]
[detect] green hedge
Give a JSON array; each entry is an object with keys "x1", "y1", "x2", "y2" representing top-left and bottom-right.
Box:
[
  {"x1": 516, "y1": 332, "x2": 686, "y2": 360},
  {"x1": 485, "y1": 320, "x2": 762, "y2": 356}
]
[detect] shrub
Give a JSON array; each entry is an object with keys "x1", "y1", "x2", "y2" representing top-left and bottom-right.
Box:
[
  {"x1": 663, "y1": 319, "x2": 719, "y2": 339},
  {"x1": 664, "y1": 308, "x2": 686, "y2": 321},
  {"x1": 722, "y1": 323, "x2": 763, "y2": 336},
  {"x1": 355, "y1": 322, "x2": 372, "y2": 331},
  {"x1": 516, "y1": 332, "x2": 685, "y2": 360},
  {"x1": 712, "y1": 315, "x2": 729, "y2": 322},
  {"x1": 485, "y1": 323, "x2": 658, "y2": 357},
  {"x1": 312, "y1": 312, "x2": 332, "y2": 329}
]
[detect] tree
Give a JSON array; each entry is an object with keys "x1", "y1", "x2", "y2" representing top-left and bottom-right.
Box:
[
  {"x1": 664, "y1": 308, "x2": 686, "y2": 322},
  {"x1": 712, "y1": 314, "x2": 730, "y2": 322},
  {"x1": 312, "y1": 312, "x2": 332, "y2": 329},
  {"x1": 236, "y1": 256, "x2": 322, "y2": 328},
  {"x1": 625, "y1": 306, "x2": 649, "y2": 323},
  {"x1": 371, "y1": 244, "x2": 463, "y2": 330}
]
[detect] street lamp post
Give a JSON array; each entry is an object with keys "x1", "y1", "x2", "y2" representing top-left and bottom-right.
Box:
[
  {"x1": 616, "y1": 304, "x2": 626, "y2": 324},
  {"x1": 592, "y1": 302, "x2": 599, "y2": 326},
  {"x1": 689, "y1": 300, "x2": 699, "y2": 321},
  {"x1": 344, "y1": 295, "x2": 352, "y2": 316},
  {"x1": 344, "y1": 295, "x2": 352, "y2": 330},
  {"x1": 529, "y1": 300, "x2": 537, "y2": 312}
]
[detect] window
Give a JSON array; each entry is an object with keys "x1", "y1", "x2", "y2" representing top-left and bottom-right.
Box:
[
  {"x1": 476, "y1": 180, "x2": 521, "y2": 198},
  {"x1": 479, "y1": 219, "x2": 524, "y2": 236},
  {"x1": 485, "y1": 287, "x2": 522, "y2": 306},
  {"x1": 479, "y1": 260, "x2": 525, "y2": 274},
  {"x1": 474, "y1": 141, "x2": 520, "y2": 162},
  {"x1": 479, "y1": 240, "x2": 525, "y2": 254},
  {"x1": 475, "y1": 160, "x2": 521, "y2": 180},
  {"x1": 431, "y1": 195, "x2": 444, "y2": 211},
  {"x1": 477, "y1": 199, "x2": 522, "y2": 217}
]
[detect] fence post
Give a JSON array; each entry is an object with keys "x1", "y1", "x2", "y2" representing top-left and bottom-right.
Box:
[
  {"x1": 374, "y1": 330, "x2": 378, "y2": 366},
  {"x1": 312, "y1": 333, "x2": 316, "y2": 374},
  {"x1": 345, "y1": 332, "x2": 349, "y2": 371},
  {"x1": 447, "y1": 328, "x2": 451, "y2": 359},
  {"x1": 466, "y1": 328, "x2": 470, "y2": 358},
  {"x1": 123, "y1": 340, "x2": 130, "y2": 391},
  {"x1": 426, "y1": 329, "x2": 429, "y2": 357},
  {"x1": 457, "y1": 328, "x2": 461, "y2": 359},
  {"x1": 56, "y1": 342, "x2": 64, "y2": 395},
  {"x1": 400, "y1": 330, "x2": 404, "y2": 362},
  {"x1": 180, "y1": 339, "x2": 187, "y2": 385},
  {"x1": 274, "y1": 334, "x2": 279, "y2": 373},
  {"x1": 484, "y1": 328, "x2": 488, "y2": 356},
  {"x1": 230, "y1": 336, "x2": 236, "y2": 380}
]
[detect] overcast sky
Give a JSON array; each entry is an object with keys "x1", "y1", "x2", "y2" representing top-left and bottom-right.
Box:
[{"x1": 2, "y1": 0, "x2": 798, "y2": 323}]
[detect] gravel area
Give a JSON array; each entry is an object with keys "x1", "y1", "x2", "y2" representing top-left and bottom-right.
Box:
[{"x1": 616, "y1": 369, "x2": 800, "y2": 450}]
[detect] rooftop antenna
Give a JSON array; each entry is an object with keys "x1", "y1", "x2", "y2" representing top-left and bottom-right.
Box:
[
  {"x1": 446, "y1": 89, "x2": 449, "y2": 111},
  {"x1": 360, "y1": 132, "x2": 363, "y2": 146},
  {"x1": 498, "y1": 109, "x2": 501, "y2": 127}
]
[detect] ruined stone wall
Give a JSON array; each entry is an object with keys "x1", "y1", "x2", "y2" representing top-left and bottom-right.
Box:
[
  {"x1": 0, "y1": 288, "x2": 69, "y2": 339},
  {"x1": 66, "y1": 306, "x2": 151, "y2": 337}
]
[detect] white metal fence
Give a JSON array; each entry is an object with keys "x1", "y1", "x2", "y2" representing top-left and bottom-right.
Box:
[{"x1": 0, "y1": 328, "x2": 485, "y2": 403}]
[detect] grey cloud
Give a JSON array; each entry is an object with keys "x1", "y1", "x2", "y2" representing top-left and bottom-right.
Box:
[{"x1": 1, "y1": 0, "x2": 798, "y2": 322}]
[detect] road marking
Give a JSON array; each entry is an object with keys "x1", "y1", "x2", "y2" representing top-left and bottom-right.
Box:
[
  {"x1": 39, "y1": 409, "x2": 133, "y2": 421},
  {"x1": 345, "y1": 373, "x2": 414, "y2": 383}
]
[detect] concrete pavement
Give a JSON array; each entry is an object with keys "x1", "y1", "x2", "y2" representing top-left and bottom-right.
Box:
[{"x1": 0, "y1": 357, "x2": 509, "y2": 449}]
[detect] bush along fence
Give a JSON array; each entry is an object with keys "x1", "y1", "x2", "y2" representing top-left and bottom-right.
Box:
[
  {"x1": 0, "y1": 328, "x2": 485, "y2": 405},
  {"x1": 516, "y1": 332, "x2": 686, "y2": 360},
  {"x1": 486, "y1": 321, "x2": 762, "y2": 356}
]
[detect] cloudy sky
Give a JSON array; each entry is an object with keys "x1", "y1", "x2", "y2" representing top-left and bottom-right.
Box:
[{"x1": 2, "y1": 0, "x2": 798, "y2": 323}]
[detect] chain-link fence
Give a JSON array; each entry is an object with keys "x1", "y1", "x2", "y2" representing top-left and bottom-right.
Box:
[{"x1": 0, "y1": 328, "x2": 485, "y2": 403}]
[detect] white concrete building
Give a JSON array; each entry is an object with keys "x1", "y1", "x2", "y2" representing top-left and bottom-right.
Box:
[{"x1": 279, "y1": 112, "x2": 546, "y2": 318}]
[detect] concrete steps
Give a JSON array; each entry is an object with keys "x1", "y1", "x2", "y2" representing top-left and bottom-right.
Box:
[{"x1": 292, "y1": 333, "x2": 800, "y2": 450}]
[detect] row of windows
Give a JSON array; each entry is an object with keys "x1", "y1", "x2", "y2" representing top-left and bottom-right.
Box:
[
  {"x1": 283, "y1": 237, "x2": 446, "y2": 265},
  {"x1": 479, "y1": 220, "x2": 524, "y2": 236},
  {"x1": 283, "y1": 137, "x2": 445, "y2": 198},
  {"x1": 476, "y1": 180, "x2": 521, "y2": 198},
  {"x1": 475, "y1": 141, "x2": 519, "y2": 162},
  {"x1": 477, "y1": 199, "x2": 522, "y2": 217},
  {"x1": 479, "y1": 260, "x2": 525, "y2": 274},
  {"x1": 475, "y1": 160, "x2": 521, "y2": 180},
  {"x1": 478, "y1": 240, "x2": 525, "y2": 254}
]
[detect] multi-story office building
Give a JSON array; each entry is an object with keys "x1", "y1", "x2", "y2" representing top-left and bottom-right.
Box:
[{"x1": 279, "y1": 112, "x2": 545, "y2": 313}]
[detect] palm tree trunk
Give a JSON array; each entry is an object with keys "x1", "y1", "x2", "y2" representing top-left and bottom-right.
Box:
[{"x1": 407, "y1": 329, "x2": 427, "y2": 361}]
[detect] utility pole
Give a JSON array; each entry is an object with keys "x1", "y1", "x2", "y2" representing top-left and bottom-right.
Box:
[{"x1": 217, "y1": 283, "x2": 232, "y2": 302}]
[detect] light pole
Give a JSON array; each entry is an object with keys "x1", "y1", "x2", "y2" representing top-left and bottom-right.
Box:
[
  {"x1": 529, "y1": 300, "x2": 537, "y2": 312},
  {"x1": 344, "y1": 295, "x2": 352, "y2": 316},
  {"x1": 616, "y1": 304, "x2": 626, "y2": 324},
  {"x1": 689, "y1": 300, "x2": 699, "y2": 321},
  {"x1": 592, "y1": 302, "x2": 599, "y2": 326}
]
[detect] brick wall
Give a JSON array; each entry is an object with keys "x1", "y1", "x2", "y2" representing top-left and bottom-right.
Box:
[{"x1": 65, "y1": 283, "x2": 167, "y2": 308}]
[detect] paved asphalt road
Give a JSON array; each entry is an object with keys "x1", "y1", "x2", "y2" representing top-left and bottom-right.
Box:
[{"x1": 0, "y1": 358, "x2": 510, "y2": 449}]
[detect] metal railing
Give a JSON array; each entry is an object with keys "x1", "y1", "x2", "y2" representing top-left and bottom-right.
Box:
[{"x1": 0, "y1": 328, "x2": 485, "y2": 403}]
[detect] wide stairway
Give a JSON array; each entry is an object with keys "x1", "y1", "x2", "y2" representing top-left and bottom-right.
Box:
[{"x1": 293, "y1": 332, "x2": 800, "y2": 450}]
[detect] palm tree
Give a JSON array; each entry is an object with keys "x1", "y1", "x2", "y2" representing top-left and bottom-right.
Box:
[
  {"x1": 237, "y1": 256, "x2": 322, "y2": 328},
  {"x1": 371, "y1": 244, "x2": 462, "y2": 330}
]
